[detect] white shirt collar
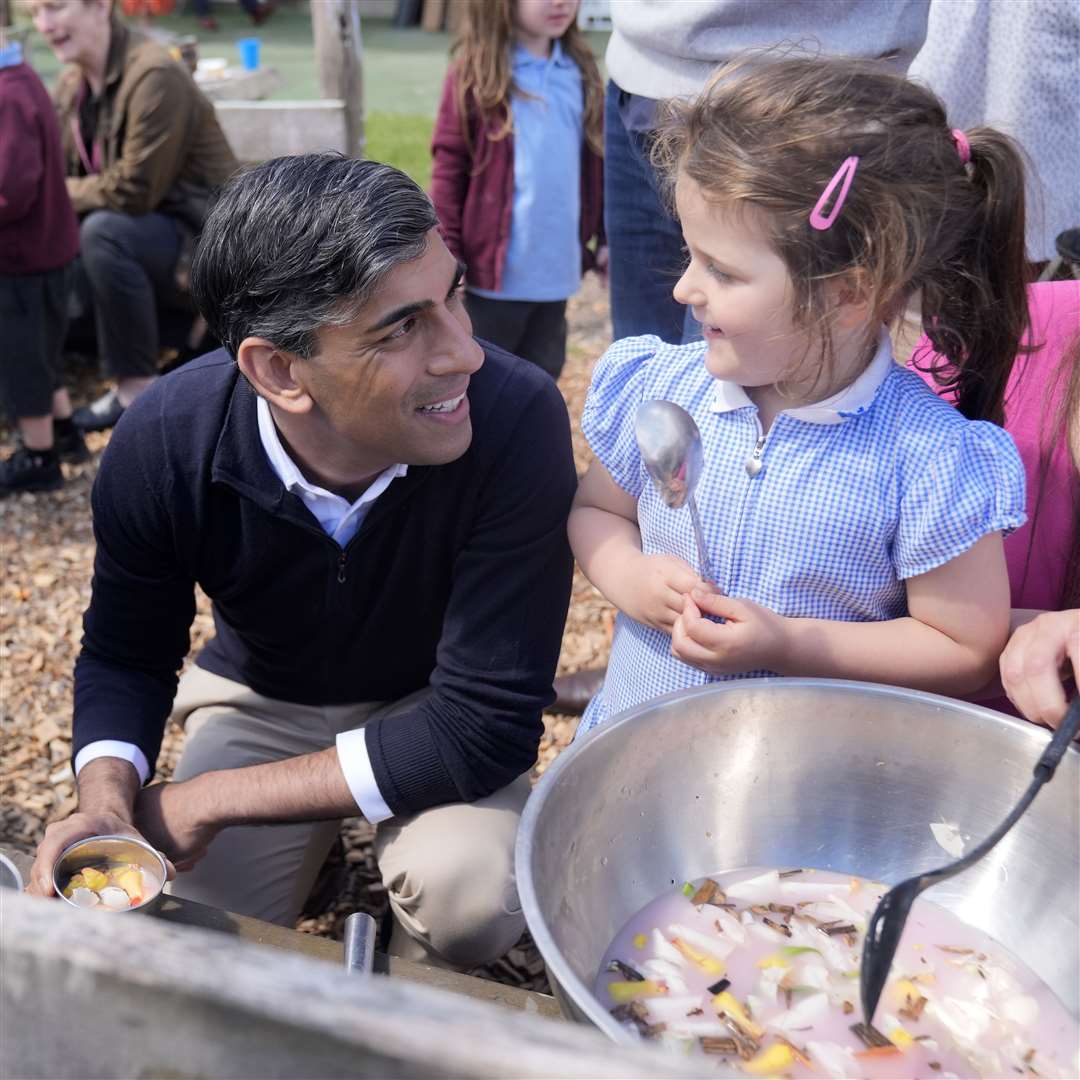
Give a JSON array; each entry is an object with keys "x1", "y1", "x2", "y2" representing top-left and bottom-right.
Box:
[
  {"x1": 709, "y1": 329, "x2": 896, "y2": 425},
  {"x1": 256, "y1": 396, "x2": 407, "y2": 542}
]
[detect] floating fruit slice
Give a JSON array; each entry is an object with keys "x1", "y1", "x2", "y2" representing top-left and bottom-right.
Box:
[
  {"x1": 81, "y1": 867, "x2": 108, "y2": 892},
  {"x1": 607, "y1": 979, "x2": 667, "y2": 1003}
]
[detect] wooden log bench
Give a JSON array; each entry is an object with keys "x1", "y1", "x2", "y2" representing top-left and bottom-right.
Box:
[{"x1": 0, "y1": 885, "x2": 704, "y2": 1078}]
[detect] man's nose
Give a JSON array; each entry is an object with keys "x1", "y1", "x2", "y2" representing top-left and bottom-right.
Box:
[{"x1": 430, "y1": 311, "x2": 484, "y2": 376}]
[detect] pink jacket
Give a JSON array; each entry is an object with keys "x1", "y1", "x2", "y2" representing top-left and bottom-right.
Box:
[{"x1": 911, "y1": 281, "x2": 1080, "y2": 713}]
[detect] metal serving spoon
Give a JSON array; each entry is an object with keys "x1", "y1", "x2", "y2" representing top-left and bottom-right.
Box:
[
  {"x1": 634, "y1": 400, "x2": 712, "y2": 582},
  {"x1": 860, "y1": 695, "x2": 1080, "y2": 1023}
]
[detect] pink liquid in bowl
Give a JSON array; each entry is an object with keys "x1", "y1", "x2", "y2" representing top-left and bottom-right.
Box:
[{"x1": 595, "y1": 867, "x2": 1078, "y2": 1078}]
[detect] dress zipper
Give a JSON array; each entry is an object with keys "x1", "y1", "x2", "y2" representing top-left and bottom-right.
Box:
[
  {"x1": 723, "y1": 422, "x2": 770, "y2": 590},
  {"x1": 337, "y1": 550, "x2": 347, "y2": 584},
  {"x1": 745, "y1": 435, "x2": 767, "y2": 477}
]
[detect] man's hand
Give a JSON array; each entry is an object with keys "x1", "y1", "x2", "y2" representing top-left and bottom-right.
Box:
[
  {"x1": 135, "y1": 777, "x2": 222, "y2": 872},
  {"x1": 27, "y1": 811, "x2": 149, "y2": 897},
  {"x1": 623, "y1": 554, "x2": 708, "y2": 633},
  {"x1": 25, "y1": 757, "x2": 176, "y2": 896},
  {"x1": 671, "y1": 589, "x2": 789, "y2": 675},
  {"x1": 1000, "y1": 609, "x2": 1079, "y2": 731}
]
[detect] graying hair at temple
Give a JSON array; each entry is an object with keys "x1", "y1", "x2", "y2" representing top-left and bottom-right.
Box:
[{"x1": 190, "y1": 153, "x2": 439, "y2": 360}]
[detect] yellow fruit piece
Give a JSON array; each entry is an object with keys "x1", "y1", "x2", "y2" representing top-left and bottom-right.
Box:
[
  {"x1": 756, "y1": 951, "x2": 791, "y2": 969},
  {"x1": 608, "y1": 979, "x2": 667, "y2": 1003},
  {"x1": 81, "y1": 867, "x2": 108, "y2": 891},
  {"x1": 744, "y1": 1042, "x2": 795, "y2": 1076},
  {"x1": 632, "y1": 933, "x2": 647, "y2": 950},
  {"x1": 712, "y1": 991, "x2": 765, "y2": 1039},
  {"x1": 62, "y1": 884, "x2": 75, "y2": 899},
  {"x1": 113, "y1": 868, "x2": 144, "y2": 902},
  {"x1": 65, "y1": 873, "x2": 86, "y2": 893},
  {"x1": 671, "y1": 937, "x2": 726, "y2": 976},
  {"x1": 889, "y1": 1026, "x2": 915, "y2": 1050}
]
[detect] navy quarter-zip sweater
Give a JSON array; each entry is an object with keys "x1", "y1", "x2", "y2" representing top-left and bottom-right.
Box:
[{"x1": 73, "y1": 344, "x2": 576, "y2": 816}]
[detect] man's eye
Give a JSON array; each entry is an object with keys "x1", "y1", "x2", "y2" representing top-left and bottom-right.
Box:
[
  {"x1": 386, "y1": 316, "x2": 417, "y2": 341},
  {"x1": 707, "y1": 263, "x2": 731, "y2": 282}
]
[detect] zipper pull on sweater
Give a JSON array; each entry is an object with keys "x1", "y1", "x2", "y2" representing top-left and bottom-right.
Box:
[{"x1": 337, "y1": 551, "x2": 347, "y2": 584}]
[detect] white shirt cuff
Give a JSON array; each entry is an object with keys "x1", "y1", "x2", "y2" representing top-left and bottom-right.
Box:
[
  {"x1": 74, "y1": 741, "x2": 151, "y2": 785},
  {"x1": 336, "y1": 727, "x2": 394, "y2": 823}
]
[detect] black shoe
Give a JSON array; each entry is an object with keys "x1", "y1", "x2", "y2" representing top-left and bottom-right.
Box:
[
  {"x1": 73, "y1": 390, "x2": 125, "y2": 433},
  {"x1": 0, "y1": 446, "x2": 63, "y2": 497},
  {"x1": 53, "y1": 418, "x2": 91, "y2": 464}
]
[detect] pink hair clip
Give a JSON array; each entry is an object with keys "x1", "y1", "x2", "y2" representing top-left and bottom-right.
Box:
[
  {"x1": 809, "y1": 156, "x2": 859, "y2": 231},
  {"x1": 951, "y1": 128, "x2": 971, "y2": 164}
]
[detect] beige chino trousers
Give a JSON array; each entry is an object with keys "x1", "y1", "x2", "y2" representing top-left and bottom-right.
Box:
[{"x1": 165, "y1": 666, "x2": 531, "y2": 969}]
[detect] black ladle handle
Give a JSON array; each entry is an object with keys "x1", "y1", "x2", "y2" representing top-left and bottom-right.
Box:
[
  {"x1": 1034, "y1": 695, "x2": 1080, "y2": 779},
  {"x1": 861, "y1": 697, "x2": 1079, "y2": 1023}
]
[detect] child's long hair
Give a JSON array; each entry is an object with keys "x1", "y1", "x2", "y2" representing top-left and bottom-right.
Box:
[
  {"x1": 451, "y1": 0, "x2": 604, "y2": 159},
  {"x1": 652, "y1": 55, "x2": 1030, "y2": 424}
]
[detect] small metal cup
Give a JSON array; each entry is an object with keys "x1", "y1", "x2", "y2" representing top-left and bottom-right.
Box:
[
  {"x1": 0, "y1": 852, "x2": 24, "y2": 891},
  {"x1": 53, "y1": 834, "x2": 168, "y2": 913}
]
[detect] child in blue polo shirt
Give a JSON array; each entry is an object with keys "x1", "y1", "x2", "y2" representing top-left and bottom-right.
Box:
[
  {"x1": 431, "y1": 0, "x2": 605, "y2": 380},
  {"x1": 570, "y1": 56, "x2": 1030, "y2": 732}
]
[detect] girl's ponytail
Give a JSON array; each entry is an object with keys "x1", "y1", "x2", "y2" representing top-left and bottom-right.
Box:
[{"x1": 920, "y1": 128, "x2": 1031, "y2": 424}]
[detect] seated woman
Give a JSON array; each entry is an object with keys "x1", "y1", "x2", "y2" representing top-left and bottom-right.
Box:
[
  {"x1": 31, "y1": 0, "x2": 238, "y2": 431},
  {"x1": 910, "y1": 278, "x2": 1080, "y2": 717}
]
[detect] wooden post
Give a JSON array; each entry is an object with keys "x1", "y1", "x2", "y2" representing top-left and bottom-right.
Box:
[{"x1": 310, "y1": 0, "x2": 364, "y2": 158}]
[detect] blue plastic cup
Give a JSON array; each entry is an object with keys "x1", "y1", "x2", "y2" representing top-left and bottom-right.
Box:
[{"x1": 237, "y1": 37, "x2": 260, "y2": 71}]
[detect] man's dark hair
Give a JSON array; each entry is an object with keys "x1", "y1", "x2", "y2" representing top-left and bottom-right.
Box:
[{"x1": 191, "y1": 154, "x2": 439, "y2": 359}]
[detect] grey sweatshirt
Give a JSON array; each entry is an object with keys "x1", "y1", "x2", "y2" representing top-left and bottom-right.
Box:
[{"x1": 606, "y1": 0, "x2": 931, "y2": 100}]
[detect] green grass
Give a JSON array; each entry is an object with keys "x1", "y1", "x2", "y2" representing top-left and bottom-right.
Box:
[{"x1": 365, "y1": 112, "x2": 435, "y2": 188}]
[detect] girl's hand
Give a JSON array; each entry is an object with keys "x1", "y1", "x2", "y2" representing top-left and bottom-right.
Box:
[
  {"x1": 672, "y1": 588, "x2": 788, "y2": 675},
  {"x1": 624, "y1": 554, "x2": 707, "y2": 633},
  {"x1": 999, "y1": 609, "x2": 1079, "y2": 731}
]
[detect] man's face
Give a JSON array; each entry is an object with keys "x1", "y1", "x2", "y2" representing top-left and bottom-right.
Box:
[
  {"x1": 31, "y1": 0, "x2": 110, "y2": 68},
  {"x1": 293, "y1": 230, "x2": 485, "y2": 477}
]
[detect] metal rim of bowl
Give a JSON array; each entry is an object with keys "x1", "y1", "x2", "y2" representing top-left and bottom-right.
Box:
[
  {"x1": 0, "y1": 852, "x2": 24, "y2": 892},
  {"x1": 514, "y1": 675, "x2": 1063, "y2": 1043},
  {"x1": 52, "y1": 833, "x2": 168, "y2": 911}
]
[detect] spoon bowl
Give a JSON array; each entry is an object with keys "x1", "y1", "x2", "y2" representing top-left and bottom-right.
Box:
[{"x1": 635, "y1": 400, "x2": 712, "y2": 581}]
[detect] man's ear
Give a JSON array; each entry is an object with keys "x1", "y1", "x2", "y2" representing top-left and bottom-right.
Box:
[{"x1": 236, "y1": 338, "x2": 313, "y2": 415}]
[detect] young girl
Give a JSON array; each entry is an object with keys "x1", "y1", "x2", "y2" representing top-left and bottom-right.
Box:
[
  {"x1": 430, "y1": 0, "x2": 605, "y2": 380},
  {"x1": 569, "y1": 56, "x2": 1031, "y2": 733}
]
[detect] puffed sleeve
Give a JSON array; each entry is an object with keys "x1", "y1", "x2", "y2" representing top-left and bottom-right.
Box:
[
  {"x1": 892, "y1": 419, "x2": 1027, "y2": 580},
  {"x1": 580, "y1": 335, "x2": 663, "y2": 496}
]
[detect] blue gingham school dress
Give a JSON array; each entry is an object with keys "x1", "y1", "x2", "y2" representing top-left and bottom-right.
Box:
[{"x1": 576, "y1": 332, "x2": 1027, "y2": 734}]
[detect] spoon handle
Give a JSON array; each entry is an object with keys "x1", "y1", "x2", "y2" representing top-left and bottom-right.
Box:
[{"x1": 687, "y1": 497, "x2": 712, "y2": 584}]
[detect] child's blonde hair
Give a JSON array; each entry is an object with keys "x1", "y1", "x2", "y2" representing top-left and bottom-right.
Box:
[
  {"x1": 652, "y1": 54, "x2": 1031, "y2": 423},
  {"x1": 451, "y1": 0, "x2": 603, "y2": 160}
]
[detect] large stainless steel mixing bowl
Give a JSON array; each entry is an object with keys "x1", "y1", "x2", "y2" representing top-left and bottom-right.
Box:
[{"x1": 517, "y1": 679, "x2": 1079, "y2": 1045}]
